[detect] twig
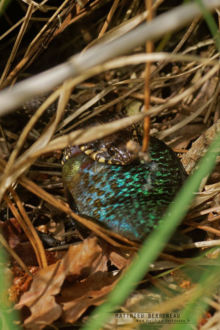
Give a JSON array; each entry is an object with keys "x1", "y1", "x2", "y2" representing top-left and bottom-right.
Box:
[
  {"x1": 142, "y1": 0, "x2": 153, "y2": 152},
  {"x1": 181, "y1": 239, "x2": 220, "y2": 250}
]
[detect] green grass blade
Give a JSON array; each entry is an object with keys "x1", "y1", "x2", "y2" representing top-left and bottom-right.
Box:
[
  {"x1": 81, "y1": 130, "x2": 220, "y2": 330},
  {"x1": 0, "y1": 245, "x2": 21, "y2": 329},
  {"x1": 195, "y1": 0, "x2": 220, "y2": 51},
  {"x1": 172, "y1": 264, "x2": 220, "y2": 330},
  {"x1": 172, "y1": 2, "x2": 220, "y2": 327},
  {"x1": 0, "y1": 0, "x2": 12, "y2": 16}
]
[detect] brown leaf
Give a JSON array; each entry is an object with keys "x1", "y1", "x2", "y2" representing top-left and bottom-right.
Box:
[
  {"x1": 14, "y1": 242, "x2": 38, "y2": 267},
  {"x1": 16, "y1": 237, "x2": 103, "y2": 329},
  {"x1": 109, "y1": 250, "x2": 132, "y2": 269},
  {"x1": 60, "y1": 271, "x2": 120, "y2": 323},
  {"x1": 0, "y1": 219, "x2": 24, "y2": 249},
  {"x1": 181, "y1": 120, "x2": 220, "y2": 174},
  {"x1": 167, "y1": 123, "x2": 205, "y2": 150}
]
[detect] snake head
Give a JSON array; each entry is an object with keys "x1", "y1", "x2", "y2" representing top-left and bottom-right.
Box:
[{"x1": 80, "y1": 129, "x2": 140, "y2": 165}]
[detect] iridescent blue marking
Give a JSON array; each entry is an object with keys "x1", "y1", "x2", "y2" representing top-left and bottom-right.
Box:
[{"x1": 62, "y1": 137, "x2": 187, "y2": 241}]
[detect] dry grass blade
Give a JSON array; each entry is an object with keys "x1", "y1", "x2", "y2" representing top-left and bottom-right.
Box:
[
  {"x1": 59, "y1": 86, "x2": 115, "y2": 130},
  {"x1": 1, "y1": 0, "x2": 76, "y2": 88},
  {"x1": 0, "y1": 3, "x2": 34, "y2": 85},
  {"x1": 4, "y1": 190, "x2": 47, "y2": 269},
  {"x1": 0, "y1": 0, "x2": 219, "y2": 114},
  {"x1": 98, "y1": 0, "x2": 119, "y2": 38},
  {"x1": 83, "y1": 0, "x2": 164, "y2": 51},
  {"x1": 4, "y1": 90, "x2": 63, "y2": 177},
  {"x1": 24, "y1": 0, "x2": 72, "y2": 57},
  {"x1": 180, "y1": 240, "x2": 220, "y2": 250},
  {"x1": 0, "y1": 84, "x2": 71, "y2": 202},
  {"x1": 59, "y1": 81, "x2": 144, "y2": 135},
  {"x1": 0, "y1": 0, "x2": 49, "y2": 41},
  {"x1": 157, "y1": 91, "x2": 217, "y2": 139},
  {"x1": 0, "y1": 233, "x2": 31, "y2": 276}
]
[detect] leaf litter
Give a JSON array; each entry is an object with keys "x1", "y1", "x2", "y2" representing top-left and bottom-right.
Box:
[{"x1": 16, "y1": 237, "x2": 123, "y2": 329}]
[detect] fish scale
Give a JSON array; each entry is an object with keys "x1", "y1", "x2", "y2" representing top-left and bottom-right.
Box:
[{"x1": 62, "y1": 137, "x2": 187, "y2": 241}]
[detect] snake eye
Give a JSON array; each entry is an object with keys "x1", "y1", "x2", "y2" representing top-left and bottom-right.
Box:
[{"x1": 108, "y1": 147, "x2": 116, "y2": 156}]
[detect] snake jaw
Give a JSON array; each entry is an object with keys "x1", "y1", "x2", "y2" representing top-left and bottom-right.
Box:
[
  {"x1": 79, "y1": 132, "x2": 139, "y2": 165},
  {"x1": 87, "y1": 145, "x2": 135, "y2": 165},
  {"x1": 62, "y1": 146, "x2": 82, "y2": 164}
]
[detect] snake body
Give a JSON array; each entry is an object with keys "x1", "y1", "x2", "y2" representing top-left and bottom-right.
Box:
[{"x1": 62, "y1": 135, "x2": 186, "y2": 241}]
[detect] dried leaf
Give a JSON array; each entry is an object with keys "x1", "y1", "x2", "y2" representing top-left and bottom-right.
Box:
[
  {"x1": 109, "y1": 250, "x2": 132, "y2": 269},
  {"x1": 61, "y1": 271, "x2": 120, "y2": 323},
  {"x1": 16, "y1": 237, "x2": 103, "y2": 329},
  {"x1": 182, "y1": 120, "x2": 220, "y2": 174}
]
